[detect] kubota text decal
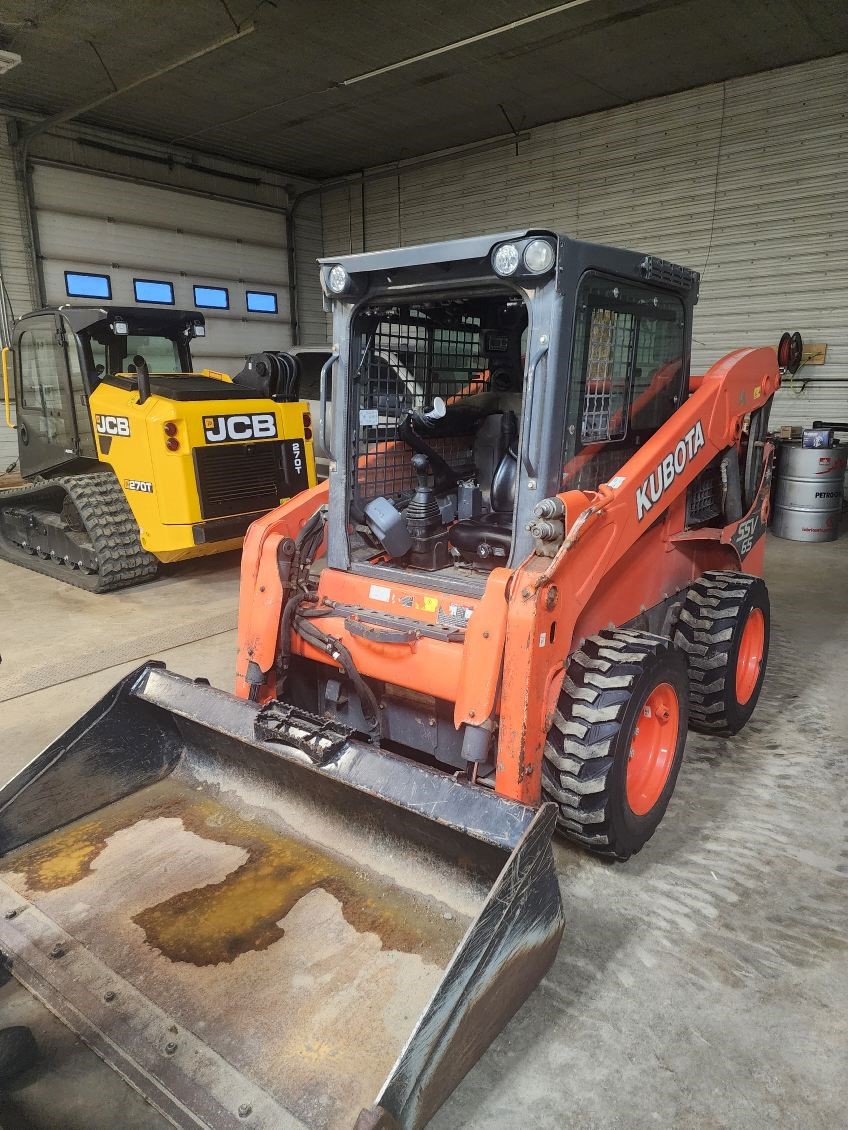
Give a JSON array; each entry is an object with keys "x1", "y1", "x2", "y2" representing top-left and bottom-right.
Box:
[{"x1": 636, "y1": 421, "x2": 705, "y2": 521}]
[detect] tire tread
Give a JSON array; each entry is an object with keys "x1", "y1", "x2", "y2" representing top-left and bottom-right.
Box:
[
  {"x1": 673, "y1": 569, "x2": 763, "y2": 734},
  {"x1": 542, "y1": 628, "x2": 681, "y2": 860}
]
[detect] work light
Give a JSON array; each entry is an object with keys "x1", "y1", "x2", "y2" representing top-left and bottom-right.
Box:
[
  {"x1": 523, "y1": 239, "x2": 555, "y2": 273},
  {"x1": 492, "y1": 243, "x2": 520, "y2": 276},
  {"x1": 327, "y1": 264, "x2": 350, "y2": 294}
]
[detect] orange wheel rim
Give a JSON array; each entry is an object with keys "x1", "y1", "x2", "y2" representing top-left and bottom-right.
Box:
[
  {"x1": 626, "y1": 682, "x2": 680, "y2": 816},
  {"x1": 735, "y1": 607, "x2": 765, "y2": 705}
]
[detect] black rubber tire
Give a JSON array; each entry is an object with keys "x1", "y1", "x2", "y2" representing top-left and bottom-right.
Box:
[
  {"x1": 542, "y1": 630, "x2": 689, "y2": 861},
  {"x1": 0, "y1": 1026, "x2": 38, "y2": 1081},
  {"x1": 673, "y1": 570, "x2": 770, "y2": 736}
]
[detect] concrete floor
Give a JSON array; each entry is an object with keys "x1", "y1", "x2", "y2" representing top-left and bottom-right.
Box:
[{"x1": 0, "y1": 535, "x2": 846, "y2": 1128}]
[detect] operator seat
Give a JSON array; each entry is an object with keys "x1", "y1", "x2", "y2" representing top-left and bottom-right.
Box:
[{"x1": 448, "y1": 443, "x2": 517, "y2": 565}]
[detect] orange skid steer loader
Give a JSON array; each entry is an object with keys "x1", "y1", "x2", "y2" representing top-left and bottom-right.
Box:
[{"x1": 0, "y1": 232, "x2": 779, "y2": 1129}]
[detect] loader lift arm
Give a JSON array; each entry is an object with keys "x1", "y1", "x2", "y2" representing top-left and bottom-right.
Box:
[{"x1": 495, "y1": 346, "x2": 779, "y2": 803}]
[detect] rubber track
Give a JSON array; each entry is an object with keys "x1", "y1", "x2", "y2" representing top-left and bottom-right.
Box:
[
  {"x1": 541, "y1": 628, "x2": 675, "y2": 858},
  {"x1": 0, "y1": 472, "x2": 158, "y2": 592},
  {"x1": 672, "y1": 569, "x2": 759, "y2": 734}
]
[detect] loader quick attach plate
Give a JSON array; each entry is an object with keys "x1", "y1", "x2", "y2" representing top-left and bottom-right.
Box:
[
  {"x1": 0, "y1": 664, "x2": 564, "y2": 1130},
  {"x1": 254, "y1": 700, "x2": 355, "y2": 764}
]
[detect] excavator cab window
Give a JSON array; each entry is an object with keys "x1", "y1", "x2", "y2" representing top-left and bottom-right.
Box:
[{"x1": 562, "y1": 274, "x2": 686, "y2": 493}]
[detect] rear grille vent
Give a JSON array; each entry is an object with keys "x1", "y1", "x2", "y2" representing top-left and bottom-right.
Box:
[
  {"x1": 639, "y1": 255, "x2": 700, "y2": 295},
  {"x1": 194, "y1": 442, "x2": 285, "y2": 520},
  {"x1": 686, "y1": 461, "x2": 722, "y2": 527}
]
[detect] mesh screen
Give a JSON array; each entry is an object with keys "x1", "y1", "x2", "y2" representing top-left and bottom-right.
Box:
[
  {"x1": 579, "y1": 307, "x2": 637, "y2": 443},
  {"x1": 563, "y1": 276, "x2": 686, "y2": 494},
  {"x1": 352, "y1": 308, "x2": 488, "y2": 504},
  {"x1": 685, "y1": 462, "x2": 722, "y2": 526}
]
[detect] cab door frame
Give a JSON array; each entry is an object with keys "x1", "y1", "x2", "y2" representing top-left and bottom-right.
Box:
[{"x1": 13, "y1": 311, "x2": 83, "y2": 477}]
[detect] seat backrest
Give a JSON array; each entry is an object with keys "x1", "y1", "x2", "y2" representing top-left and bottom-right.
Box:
[
  {"x1": 473, "y1": 408, "x2": 519, "y2": 510},
  {"x1": 491, "y1": 446, "x2": 517, "y2": 514}
]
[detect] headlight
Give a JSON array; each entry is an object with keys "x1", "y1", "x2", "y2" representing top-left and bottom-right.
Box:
[
  {"x1": 523, "y1": 239, "x2": 555, "y2": 274},
  {"x1": 327, "y1": 264, "x2": 350, "y2": 294},
  {"x1": 492, "y1": 243, "x2": 520, "y2": 276}
]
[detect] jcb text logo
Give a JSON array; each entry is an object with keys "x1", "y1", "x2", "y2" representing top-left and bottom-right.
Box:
[
  {"x1": 95, "y1": 414, "x2": 130, "y2": 437},
  {"x1": 203, "y1": 413, "x2": 278, "y2": 444},
  {"x1": 636, "y1": 420, "x2": 706, "y2": 521}
]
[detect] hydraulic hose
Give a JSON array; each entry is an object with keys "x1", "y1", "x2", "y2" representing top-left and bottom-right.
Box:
[
  {"x1": 275, "y1": 508, "x2": 327, "y2": 697},
  {"x1": 294, "y1": 614, "x2": 382, "y2": 744}
]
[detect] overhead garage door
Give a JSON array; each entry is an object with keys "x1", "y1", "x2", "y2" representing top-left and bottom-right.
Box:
[{"x1": 32, "y1": 164, "x2": 290, "y2": 373}]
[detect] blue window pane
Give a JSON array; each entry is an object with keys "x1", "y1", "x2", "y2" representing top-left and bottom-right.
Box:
[
  {"x1": 246, "y1": 290, "x2": 278, "y2": 314},
  {"x1": 194, "y1": 285, "x2": 229, "y2": 309},
  {"x1": 65, "y1": 271, "x2": 111, "y2": 299},
  {"x1": 134, "y1": 278, "x2": 174, "y2": 304}
]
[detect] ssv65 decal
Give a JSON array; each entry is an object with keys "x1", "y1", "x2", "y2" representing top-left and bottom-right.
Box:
[
  {"x1": 636, "y1": 420, "x2": 706, "y2": 521},
  {"x1": 203, "y1": 413, "x2": 278, "y2": 444}
]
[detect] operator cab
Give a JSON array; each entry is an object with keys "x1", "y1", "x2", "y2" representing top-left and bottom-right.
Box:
[
  {"x1": 71, "y1": 307, "x2": 244, "y2": 401},
  {"x1": 321, "y1": 231, "x2": 696, "y2": 594},
  {"x1": 8, "y1": 305, "x2": 242, "y2": 480}
]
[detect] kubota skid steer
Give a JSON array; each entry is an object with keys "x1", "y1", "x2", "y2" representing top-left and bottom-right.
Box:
[{"x1": 0, "y1": 232, "x2": 780, "y2": 1129}]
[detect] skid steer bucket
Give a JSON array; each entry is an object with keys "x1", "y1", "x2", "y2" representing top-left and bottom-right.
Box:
[{"x1": 0, "y1": 663, "x2": 563, "y2": 1130}]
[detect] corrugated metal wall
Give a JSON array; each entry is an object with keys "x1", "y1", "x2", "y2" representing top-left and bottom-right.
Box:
[
  {"x1": 293, "y1": 195, "x2": 328, "y2": 346},
  {"x1": 0, "y1": 121, "x2": 38, "y2": 319},
  {"x1": 321, "y1": 54, "x2": 848, "y2": 429}
]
